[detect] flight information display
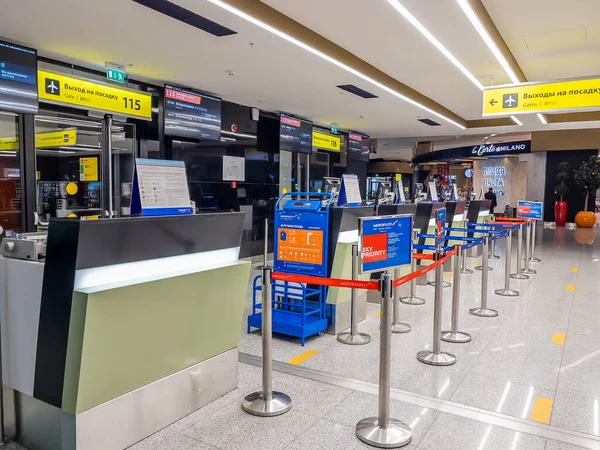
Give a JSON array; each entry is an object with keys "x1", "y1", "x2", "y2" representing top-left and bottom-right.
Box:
[
  {"x1": 280, "y1": 114, "x2": 313, "y2": 154},
  {"x1": 348, "y1": 131, "x2": 370, "y2": 162},
  {"x1": 0, "y1": 40, "x2": 38, "y2": 114},
  {"x1": 164, "y1": 84, "x2": 221, "y2": 141}
]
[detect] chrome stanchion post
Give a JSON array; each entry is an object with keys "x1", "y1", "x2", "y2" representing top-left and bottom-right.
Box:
[
  {"x1": 510, "y1": 223, "x2": 529, "y2": 280},
  {"x1": 529, "y1": 222, "x2": 541, "y2": 262},
  {"x1": 243, "y1": 222, "x2": 292, "y2": 417},
  {"x1": 522, "y1": 221, "x2": 536, "y2": 274},
  {"x1": 417, "y1": 252, "x2": 456, "y2": 365},
  {"x1": 356, "y1": 273, "x2": 413, "y2": 448},
  {"x1": 392, "y1": 266, "x2": 411, "y2": 333},
  {"x1": 488, "y1": 220, "x2": 500, "y2": 259},
  {"x1": 460, "y1": 243, "x2": 473, "y2": 274},
  {"x1": 401, "y1": 231, "x2": 425, "y2": 305},
  {"x1": 469, "y1": 236, "x2": 498, "y2": 317},
  {"x1": 338, "y1": 245, "x2": 372, "y2": 345},
  {"x1": 494, "y1": 227, "x2": 519, "y2": 297},
  {"x1": 441, "y1": 245, "x2": 471, "y2": 343}
]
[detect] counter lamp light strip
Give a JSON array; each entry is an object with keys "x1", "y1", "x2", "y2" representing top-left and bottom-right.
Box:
[{"x1": 205, "y1": 0, "x2": 466, "y2": 130}]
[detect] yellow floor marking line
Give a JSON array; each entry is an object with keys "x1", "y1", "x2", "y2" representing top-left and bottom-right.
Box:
[
  {"x1": 566, "y1": 285, "x2": 575, "y2": 291},
  {"x1": 530, "y1": 397, "x2": 553, "y2": 424},
  {"x1": 571, "y1": 268, "x2": 579, "y2": 273},
  {"x1": 288, "y1": 350, "x2": 319, "y2": 365},
  {"x1": 471, "y1": 259, "x2": 477, "y2": 263},
  {"x1": 552, "y1": 333, "x2": 566, "y2": 345},
  {"x1": 444, "y1": 273, "x2": 453, "y2": 279},
  {"x1": 375, "y1": 312, "x2": 381, "y2": 317}
]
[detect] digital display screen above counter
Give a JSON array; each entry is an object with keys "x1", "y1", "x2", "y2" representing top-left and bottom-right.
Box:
[
  {"x1": 0, "y1": 40, "x2": 38, "y2": 114},
  {"x1": 348, "y1": 132, "x2": 370, "y2": 162},
  {"x1": 164, "y1": 84, "x2": 221, "y2": 141},
  {"x1": 280, "y1": 114, "x2": 313, "y2": 154}
]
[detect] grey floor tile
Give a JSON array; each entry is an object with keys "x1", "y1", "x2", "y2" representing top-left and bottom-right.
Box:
[
  {"x1": 556, "y1": 366, "x2": 600, "y2": 400},
  {"x1": 284, "y1": 418, "x2": 418, "y2": 450},
  {"x1": 326, "y1": 391, "x2": 438, "y2": 446},
  {"x1": 299, "y1": 341, "x2": 380, "y2": 381},
  {"x1": 451, "y1": 372, "x2": 555, "y2": 419},
  {"x1": 128, "y1": 428, "x2": 217, "y2": 450},
  {"x1": 551, "y1": 389, "x2": 600, "y2": 437},
  {"x1": 417, "y1": 413, "x2": 546, "y2": 450},
  {"x1": 182, "y1": 400, "x2": 317, "y2": 450},
  {"x1": 544, "y1": 440, "x2": 591, "y2": 450}
]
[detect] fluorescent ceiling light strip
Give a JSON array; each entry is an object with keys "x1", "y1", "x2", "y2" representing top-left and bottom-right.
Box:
[
  {"x1": 205, "y1": 0, "x2": 465, "y2": 130},
  {"x1": 386, "y1": 0, "x2": 484, "y2": 91},
  {"x1": 456, "y1": 0, "x2": 521, "y2": 84},
  {"x1": 510, "y1": 115, "x2": 523, "y2": 126},
  {"x1": 537, "y1": 113, "x2": 547, "y2": 125}
]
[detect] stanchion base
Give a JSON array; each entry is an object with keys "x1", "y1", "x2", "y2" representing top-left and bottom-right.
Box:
[
  {"x1": 529, "y1": 257, "x2": 541, "y2": 263},
  {"x1": 474, "y1": 265, "x2": 493, "y2": 271},
  {"x1": 356, "y1": 417, "x2": 413, "y2": 448},
  {"x1": 460, "y1": 268, "x2": 473, "y2": 274},
  {"x1": 391, "y1": 323, "x2": 411, "y2": 334},
  {"x1": 510, "y1": 273, "x2": 529, "y2": 280},
  {"x1": 494, "y1": 288, "x2": 519, "y2": 297},
  {"x1": 416, "y1": 350, "x2": 456, "y2": 366},
  {"x1": 337, "y1": 332, "x2": 372, "y2": 345},
  {"x1": 522, "y1": 268, "x2": 537, "y2": 274},
  {"x1": 440, "y1": 330, "x2": 471, "y2": 343},
  {"x1": 399, "y1": 296, "x2": 425, "y2": 305},
  {"x1": 489, "y1": 255, "x2": 501, "y2": 259},
  {"x1": 427, "y1": 280, "x2": 451, "y2": 288},
  {"x1": 242, "y1": 391, "x2": 292, "y2": 417},
  {"x1": 469, "y1": 307, "x2": 498, "y2": 317}
]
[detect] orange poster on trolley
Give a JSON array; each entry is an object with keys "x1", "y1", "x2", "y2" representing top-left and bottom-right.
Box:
[{"x1": 277, "y1": 228, "x2": 323, "y2": 265}]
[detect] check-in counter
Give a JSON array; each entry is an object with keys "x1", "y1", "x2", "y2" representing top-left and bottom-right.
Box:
[
  {"x1": 325, "y1": 206, "x2": 373, "y2": 334},
  {"x1": 465, "y1": 200, "x2": 493, "y2": 257},
  {"x1": 0, "y1": 213, "x2": 250, "y2": 450}
]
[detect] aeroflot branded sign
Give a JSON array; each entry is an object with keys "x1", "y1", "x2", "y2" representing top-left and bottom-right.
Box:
[{"x1": 359, "y1": 214, "x2": 412, "y2": 273}]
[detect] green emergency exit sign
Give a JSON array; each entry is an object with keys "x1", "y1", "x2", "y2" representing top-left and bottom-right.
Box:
[{"x1": 106, "y1": 67, "x2": 126, "y2": 83}]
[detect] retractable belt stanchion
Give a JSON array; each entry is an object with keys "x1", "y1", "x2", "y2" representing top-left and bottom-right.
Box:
[
  {"x1": 494, "y1": 226, "x2": 519, "y2": 297},
  {"x1": 522, "y1": 221, "x2": 536, "y2": 275},
  {"x1": 510, "y1": 223, "x2": 529, "y2": 280},
  {"x1": 243, "y1": 219, "x2": 292, "y2": 417},
  {"x1": 460, "y1": 244, "x2": 473, "y2": 274},
  {"x1": 529, "y1": 222, "x2": 541, "y2": 263},
  {"x1": 469, "y1": 236, "x2": 499, "y2": 317},
  {"x1": 338, "y1": 245, "x2": 372, "y2": 345},
  {"x1": 400, "y1": 231, "x2": 426, "y2": 305},
  {"x1": 392, "y1": 265, "x2": 411, "y2": 334},
  {"x1": 488, "y1": 220, "x2": 500, "y2": 259},
  {"x1": 417, "y1": 251, "x2": 456, "y2": 366},
  {"x1": 441, "y1": 245, "x2": 471, "y2": 343},
  {"x1": 474, "y1": 225, "x2": 493, "y2": 271},
  {"x1": 356, "y1": 273, "x2": 413, "y2": 448}
]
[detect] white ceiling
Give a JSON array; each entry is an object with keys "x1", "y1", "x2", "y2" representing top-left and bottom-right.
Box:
[{"x1": 0, "y1": 0, "x2": 599, "y2": 160}]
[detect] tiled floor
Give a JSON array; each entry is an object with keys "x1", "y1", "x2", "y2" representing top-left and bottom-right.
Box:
[{"x1": 8, "y1": 227, "x2": 600, "y2": 450}]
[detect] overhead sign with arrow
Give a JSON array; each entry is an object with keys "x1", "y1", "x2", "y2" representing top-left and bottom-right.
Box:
[{"x1": 483, "y1": 77, "x2": 600, "y2": 116}]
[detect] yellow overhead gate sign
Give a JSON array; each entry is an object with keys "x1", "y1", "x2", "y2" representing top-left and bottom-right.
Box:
[
  {"x1": 0, "y1": 129, "x2": 77, "y2": 151},
  {"x1": 483, "y1": 77, "x2": 600, "y2": 116},
  {"x1": 38, "y1": 70, "x2": 152, "y2": 120},
  {"x1": 312, "y1": 131, "x2": 340, "y2": 152}
]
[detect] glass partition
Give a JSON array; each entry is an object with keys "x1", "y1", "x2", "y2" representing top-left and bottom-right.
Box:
[{"x1": 0, "y1": 112, "x2": 21, "y2": 232}]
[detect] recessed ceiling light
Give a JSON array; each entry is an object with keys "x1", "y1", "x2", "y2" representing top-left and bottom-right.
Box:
[
  {"x1": 387, "y1": 0, "x2": 484, "y2": 90},
  {"x1": 456, "y1": 0, "x2": 520, "y2": 84},
  {"x1": 537, "y1": 113, "x2": 548, "y2": 124},
  {"x1": 205, "y1": 0, "x2": 466, "y2": 129},
  {"x1": 510, "y1": 115, "x2": 523, "y2": 126}
]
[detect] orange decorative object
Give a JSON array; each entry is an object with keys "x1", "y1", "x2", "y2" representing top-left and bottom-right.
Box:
[{"x1": 575, "y1": 211, "x2": 597, "y2": 228}]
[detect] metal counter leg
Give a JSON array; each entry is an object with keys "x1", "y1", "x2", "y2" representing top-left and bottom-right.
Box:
[
  {"x1": 392, "y1": 267, "x2": 411, "y2": 334},
  {"x1": 522, "y1": 223, "x2": 536, "y2": 275}
]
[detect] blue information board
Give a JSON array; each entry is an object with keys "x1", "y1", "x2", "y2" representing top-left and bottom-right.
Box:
[
  {"x1": 435, "y1": 207, "x2": 446, "y2": 249},
  {"x1": 274, "y1": 193, "x2": 332, "y2": 276},
  {"x1": 130, "y1": 159, "x2": 193, "y2": 216},
  {"x1": 517, "y1": 200, "x2": 543, "y2": 220},
  {"x1": 359, "y1": 214, "x2": 413, "y2": 273}
]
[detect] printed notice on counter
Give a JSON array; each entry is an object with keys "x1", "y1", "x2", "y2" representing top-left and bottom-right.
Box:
[
  {"x1": 429, "y1": 182, "x2": 438, "y2": 202},
  {"x1": 359, "y1": 214, "x2": 412, "y2": 273},
  {"x1": 338, "y1": 174, "x2": 362, "y2": 207},
  {"x1": 130, "y1": 158, "x2": 192, "y2": 216},
  {"x1": 223, "y1": 155, "x2": 245, "y2": 181}
]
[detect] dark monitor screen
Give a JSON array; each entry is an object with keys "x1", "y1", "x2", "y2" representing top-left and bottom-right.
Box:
[
  {"x1": 0, "y1": 40, "x2": 38, "y2": 114},
  {"x1": 348, "y1": 131, "x2": 370, "y2": 162},
  {"x1": 279, "y1": 114, "x2": 312, "y2": 154},
  {"x1": 164, "y1": 84, "x2": 221, "y2": 141}
]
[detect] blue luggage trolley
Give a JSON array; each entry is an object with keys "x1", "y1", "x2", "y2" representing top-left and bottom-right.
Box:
[{"x1": 247, "y1": 192, "x2": 332, "y2": 345}]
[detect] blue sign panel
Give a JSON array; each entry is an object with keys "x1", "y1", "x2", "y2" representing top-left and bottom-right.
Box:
[
  {"x1": 517, "y1": 200, "x2": 543, "y2": 220},
  {"x1": 435, "y1": 207, "x2": 446, "y2": 249},
  {"x1": 360, "y1": 214, "x2": 413, "y2": 273},
  {"x1": 274, "y1": 194, "x2": 331, "y2": 276}
]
